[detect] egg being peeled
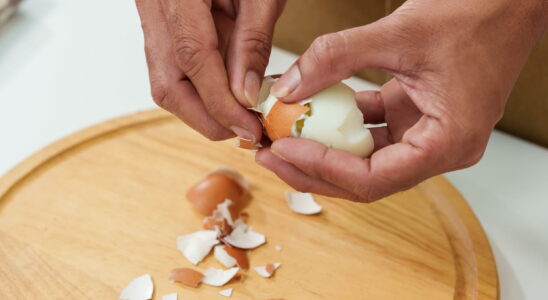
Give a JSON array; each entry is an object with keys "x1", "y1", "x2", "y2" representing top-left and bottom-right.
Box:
[{"x1": 253, "y1": 76, "x2": 374, "y2": 157}]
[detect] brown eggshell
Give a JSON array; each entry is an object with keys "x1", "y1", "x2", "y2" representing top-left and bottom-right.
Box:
[
  {"x1": 225, "y1": 246, "x2": 249, "y2": 270},
  {"x1": 186, "y1": 174, "x2": 244, "y2": 216},
  {"x1": 169, "y1": 268, "x2": 204, "y2": 288},
  {"x1": 265, "y1": 263, "x2": 274, "y2": 275},
  {"x1": 261, "y1": 101, "x2": 309, "y2": 141},
  {"x1": 237, "y1": 138, "x2": 260, "y2": 150}
]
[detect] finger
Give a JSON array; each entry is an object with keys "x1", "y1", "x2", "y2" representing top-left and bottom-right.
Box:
[
  {"x1": 369, "y1": 126, "x2": 392, "y2": 151},
  {"x1": 212, "y1": 9, "x2": 235, "y2": 59},
  {"x1": 381, "y1": 79, "x2": 422, "y2": 142},
  {"x1": 270, "y1": 21, "x2": 400, "y2": 102},
  {"x1": 270, "y1": 121, "x2": 450, "y2": 201},
  {"x1": 226, "y1": 0, "x2": 285, "y2": 107},
  {"x1": 255, "y1": 148, "x2": 358, "y2": 200},
  {"x1": 356, "y1": 90, "x2": 385, "y2": 124},
  {"x1": 161, "y1": 0, "x2": 262, "y2": 142},
  {"x1": 135, "y1": 0, "x2": 233, "y2": 140}
]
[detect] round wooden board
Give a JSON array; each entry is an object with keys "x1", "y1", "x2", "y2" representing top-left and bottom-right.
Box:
[{"x1": 0, "y1": 110, "x2": 498, "y2": 299}]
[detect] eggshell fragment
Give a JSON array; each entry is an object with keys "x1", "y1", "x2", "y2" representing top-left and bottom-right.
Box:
[
  {"x1": 261, "y1": 101, "x2": 310, "y2": 141},
  {"x1": 176, "y1": 230, "x2": 219, "y2": 265},
  {"x1": 186, "y1": 172, "x2": 245, "y2": 217},
  {"x1": 119, "y1": 274, "x2": 153, "y2": 300},
  {"x1": 214, "y1": 245, "x2": 237, "y2": 268},
  {"x1": 201, "y1": 267, "x2": 240, "y2": 287},
  {"x1": 214, "y1": 245, "x2": 249, "y2": 270},
  {"x1": 219, "y1": 288, "x2": 233, "y2": 297},
  {"x1": 162, "y1": 293, "x2": 178, "y2": 300},
  {"x1": 253, "y1": 263, "x2": 281, "y2": 278},
  {"x1": 275, "y1": 245, "x2": 282, "y2": 252},
  {"x1": 169, "y1": 268, "x2": 204, "y2": 288},
  {"x1": 224, "y1": 223, "x2": 266, "y2": 249},
  {"x1": 237, "y1": 138, "x2": 261, "y2": 150},
  {"x1": 285, "y1": 192, "x2": 323, "y2": 215}
]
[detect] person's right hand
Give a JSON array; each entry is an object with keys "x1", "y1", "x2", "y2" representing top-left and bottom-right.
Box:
[
  {"x1": 135, "y1": 0, "x2": 285, "y2": 142},
  {"x1": 256, "y1": 0, "x2": 547, "y2": 202}
]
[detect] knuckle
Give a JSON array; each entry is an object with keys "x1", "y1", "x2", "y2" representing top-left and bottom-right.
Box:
[
  {"x1": 174, "y1": 35, "x2": 217, "y2": 77},
  {"x1": 310, "y1": 33, "x2": 339, "y2": 73},
  {"x1": 150, "y1": 80, "x2": 171, "y2": 109},
  {"x1": 241, "y1": 27, "x2": 272, "y2": 65}
]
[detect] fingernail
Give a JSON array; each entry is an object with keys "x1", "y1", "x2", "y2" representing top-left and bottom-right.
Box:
[
  {"x1": 231, "y1": 126, "x2": 255, "y2": 143},
  {"x1": 244, "y1": 70, "x2": 261, "y2": 106},
  {"x1": 271, "y1": 64, "x2": 301, "y2": 98}
]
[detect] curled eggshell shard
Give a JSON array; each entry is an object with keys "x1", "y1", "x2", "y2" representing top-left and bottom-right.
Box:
[
  {"x1": 256, "y1": 76, "x2": 374, "y2": 157},
  {"x1": 285, "y1": 192, "x2": 323, "y2": 215},
  {"x1": 224, "y1": 224, "x2": 266, "y2": 249},
  {"x1": 162, "y1": 293, "x2": 178, "y2": 300},
  {"x1": 119, "y1": 274, "x2": 154, "y2": 300},
  {"x1": 261, "y1": 101, "x2": 310, "y2": 141},
  {"x1": 219, "y1": 288, "x2": 234, "y2": 297},
  {"x1": 186, "y1": 168, "x2": 248, "y2": 217},
  {"x1": 176, "y1": 230, "x2": 219, "y2": 265},
  {"x1": 201, "y1": 267, "x2": 240, "y2": 287},
  {"x1": 253, "y1": 263, "x2": 282, "y2": 278},
  {"x1": 223, "y1": 245, "x2": 249, "y2": 270},
  {"x1": 169, "y1": 268, "x2": 204, "y2": 288}
]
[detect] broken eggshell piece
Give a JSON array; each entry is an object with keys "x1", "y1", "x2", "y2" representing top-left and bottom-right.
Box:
[
  {"x1": 253, "y1": 263, "x2": 282, "y2": 278},
  {"x1": 186, "y1": 167, "x2": 249, "y2": 218},
  {"x1": 255, "y1": 76, "x2": 374, "y2": 157},
  {"x1": 219, "y1": 288, "x2": 234, "y2": 297},
  {"x1": 214, "y1": 244, "x2": 249, "y2": 270},
  {"x1": 176, "y1": 230, "x2": 219, "y2": 265},
  {"x1": 169, "y1": 268, "x2": 204, "y2": 288},
  {"x1": 162, "y1": 293, "x2": 178, "y2": 300},
  {"x1": 223, "y1": 223, "x2": 266, "y2": 249},
  {"x1": 119, "y1": 274, "x2": 154, "y2": 300},
  {"x1": 201, "y1": 267, "x2": 240, "y2": 287},
  {"x1": 285, "y1": 192, "x2": 323, "y2": 215}
]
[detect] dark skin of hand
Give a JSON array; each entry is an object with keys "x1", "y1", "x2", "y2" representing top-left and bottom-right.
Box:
[{"x1": 137, "y1": 0, "x2": 548, "y2": 202}]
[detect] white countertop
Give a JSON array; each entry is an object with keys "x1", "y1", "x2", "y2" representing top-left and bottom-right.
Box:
[{"x1": 1, "y1": 1, "x2": 546, "y2": 298}]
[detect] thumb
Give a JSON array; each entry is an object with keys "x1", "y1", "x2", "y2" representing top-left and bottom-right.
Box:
[
  {"x1": 271, "y1": 23, "x2": 398, "y2": 102},
  {"x1": 226, "y1": 0, "x2": 286, "y2": 107}
]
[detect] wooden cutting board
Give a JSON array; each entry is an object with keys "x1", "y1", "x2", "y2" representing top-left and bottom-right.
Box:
[{"x1": 0, "y1": 109, "x2": 498, "y2": 299}]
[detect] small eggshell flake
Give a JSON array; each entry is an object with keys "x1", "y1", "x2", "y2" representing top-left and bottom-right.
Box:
[
  {"x1": 275, "y1": 245, "x2": 282, "y2": 252},
  {"x1": 224, "y1": 224, "x2": 266, "y2": 249},
  {"x1": 169, "y1": 268, "x2": 204, "y2": 288},
  {"x1": 237, "y1": 138, "x2": 261, "y2": 150},
  {"x1": 219, "y1": 288, "x2": 234, "y2": 297},
  {"x1": 177, "y1": 230, "x2": 219, "y2": 265},
  {"x1": 253, "y1": 263, "x2": 282, "y2": 278},
  {"x1": 285, "y1": 192, "x2": 323, "y2": 215},
  {"x1": 119, "y1": 274, "x2": 153, "y2": 300},
  {"x1": 201, "y1": 267, "x2": 240, "y2": 287},
  {"x1": 162, "y1": 293, "x2": 178, "y2": 300}
]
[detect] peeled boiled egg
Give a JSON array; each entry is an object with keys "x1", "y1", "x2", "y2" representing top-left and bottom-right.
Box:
[{"x1": 253, "y1": 76, "x2": 374, "y2": 157}]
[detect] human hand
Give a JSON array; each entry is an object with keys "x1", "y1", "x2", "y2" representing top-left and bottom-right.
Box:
[
  {"x1": 256, "y1": 0, "x2": 548, "y2": 202},
  {"x1": 135, "y1": 0, "x2": 285, "y2": 142}
]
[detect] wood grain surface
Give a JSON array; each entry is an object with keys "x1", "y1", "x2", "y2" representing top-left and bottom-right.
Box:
[{"x1": 0, "y1": 110, "x2": 498, "y2": 299}]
